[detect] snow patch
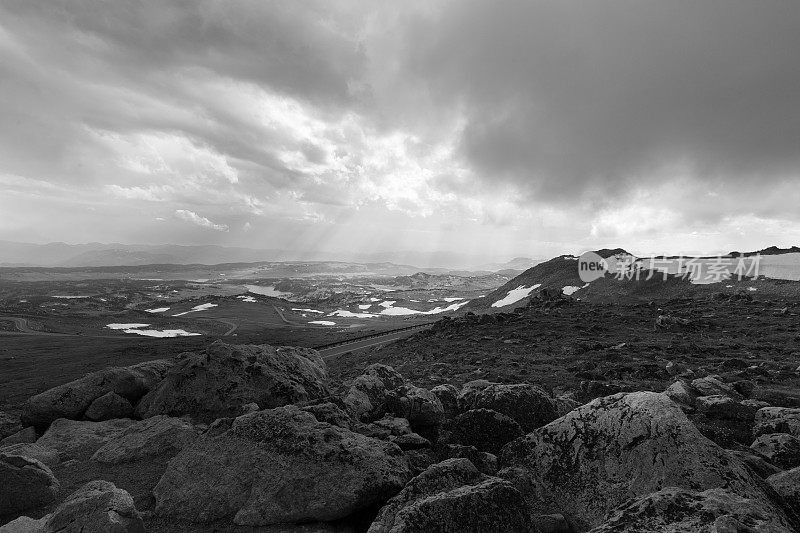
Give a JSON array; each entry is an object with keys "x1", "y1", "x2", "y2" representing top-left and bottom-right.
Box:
[
  {"x1": 292, "y1": 308, "x2": 324, "y2": 314},
  {"x1": 106, "y1": 323, "x2": 150, "y2": 330},
  {"x1": 358, "y1": 304, "x2": 372, "y2": 310},
  {"x1": 562, "y1": 284, "x2": 588, "y2": 296},
  {"x1": 492, "y1": 285, "x2": 541, "y2": 308},
  {"x1": 172, "y1": 303, "x2": 218, "y2": 316},
  {"x1": 246, "y1": 285, "x2": 293, "y2": 298},
  {"x1": 329, "y1": 310, "x2": 379, "y2": 318},
  {"x1": 145, "y1": 307, "x2": 170, "y2": 313},
  {"x1": 309, "y1": 320, "x2": 336, "y2": 326},
  {"x1": 236, "y1": 296, "x2": 257, "y2": 303},
  {"x1": 124, "y1": 329, "x2": 201, "y2": 338}
]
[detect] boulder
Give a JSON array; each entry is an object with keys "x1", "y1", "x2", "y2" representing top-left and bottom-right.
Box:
[
  {"x1": 0, "y1": 426, "x2": 36, "y2": 446},
  {"x1": 691, "y1": 375, "x2": 743, "y2": 400},
  {"x1": 768, "y1": 467, "x2": 800, "y2": 515},
  {"x1": 36, "y1": 418, "x2": 135, "y2": 461},
  {"x1": 43, "y1": 480, "x2": 144, "y2": 533},
  {"x1": 498, "y1": 392, "x2": 787, "y2": 531},
  {"x1": 388, "y1": 385, "x2": 445, "y2": 430},
  {"x1": 457, "y1": 382, "x2": 557, "y2": 432},
  {"x1": 751, "y1": 433, "x2": 800, "y2": 469},
  {"x1": 300, "y1": 402, "x2": 352, "y2": 429},
  {"x1": 754, "y1": 406, "x2": 800, "y2": 438},
  {"x1": 438, "y1": 444, "x2": 498, "y2": 475},
  {"x1": 367, "y1": 415, "x2": 413, "y2": 438},
  {"x1": 0, "y1": 454, "x2": 59, "y2": 515},
  {"x1": 431, "y1": 384, "x2": 458, "y2": 419},
  {"x1": 390, "y1": 433, "x2": 431, "y2": 451},
  {"x1": 22, "y1": 359, "x2": 172, "y2": 429},
  {"x1": 552, "y1": 393, "x2": 581, "y2": 417},
  {"x1": 83, "y1": 392, "x2": 133, "y2": 421},
  {"x1": 696, "y1": 395, "x2": 760, "y2": 421},
  {"x1": 451, "y1": 409, "x2": 524, "y2": 455},
  {"x1": 153, "y1": 405, "x2": 411, "y2": 526},
  {"x1": 367, "y1": 458, "x2": 531, "y2": 533},
  {"x1": 0, "y1": 411, "x2": 22, "y2": 440},
  {"x1": 663, "y1": 379, "x2": 697, "y2": 407},
  {"x1": 0, "y1": 443, "x2": 60, "y2": 467},
  {"x1": 91, "y1": 415, "x2": 198, "y2": 463},
  {"x1": 136, "y1": 342, "x2": 330, "y2": 422},
  {"x1": 344, "y1": 364, "x2": 405, "y2": 421},
  {"x1": 589, "y1": 487, "x2": 796, "y2": 533}
]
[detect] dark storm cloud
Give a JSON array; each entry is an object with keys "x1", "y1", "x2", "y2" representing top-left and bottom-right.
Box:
[{"x1": 403, "y1": 0, "x2": 800, "y2": 203}]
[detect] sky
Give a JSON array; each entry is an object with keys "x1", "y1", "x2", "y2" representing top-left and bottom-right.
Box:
[{"x1": 2, "y1": 0, "x2": 800, "y2": 260}]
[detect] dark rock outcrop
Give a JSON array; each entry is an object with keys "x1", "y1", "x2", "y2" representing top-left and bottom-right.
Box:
[
  {"x1": 22, "y1": 359, "x2": 172, "y2": 430},
  {"x1": 35, "y1": 418, "x2": 135, "y2": 462},
  {"x1": 367, "y1": 458, "x2": 531, "y2": 533},
  {"x1": 458, "y1": 381, "x2": 557, "y2": 432},
  {"x1": 83, "y1": 392, "x2": 134, "y2": 421},
  {"x1": 751, "y1": 433, "x2": 800, "y2": 470},
  {"x1": 136, "y1": 342, "x2": 329, "y2": 422},
  {"x1": 498, "y1": 391, "x2": 790, "y2": 531},
  {"x1": 153, "y1": 405, "x2": 411, "y2": 526},
  {"x1": 344, "y1": 364, "x2": 405, "y2": 422},
  {"x1": 91, "y1": 415, "x2": 198, "y2": 463}
]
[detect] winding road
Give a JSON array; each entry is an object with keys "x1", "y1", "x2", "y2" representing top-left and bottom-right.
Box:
[{"x1": 318, "y1": 324, "x2": 432, "y2": 359}]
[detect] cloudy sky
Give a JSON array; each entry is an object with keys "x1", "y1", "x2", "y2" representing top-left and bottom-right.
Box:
[{"x1": 2, "y1": 0, "x2": 800, "y2": 260}]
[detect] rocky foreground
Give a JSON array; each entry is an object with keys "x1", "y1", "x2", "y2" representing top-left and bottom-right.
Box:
[{"x1": 2, "y1": 340, "x2": 800, "y2": 532}]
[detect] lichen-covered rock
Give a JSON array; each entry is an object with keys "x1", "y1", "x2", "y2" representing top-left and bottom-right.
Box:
[
  {"x1": 135, "y1": 341, "x2": 329, "y2": 422},
  {"x1": 498, "y1": 392, "x2": 787, "y2": 531},
  {"x1": 43, "y1": 480, "x2": 145, "y2": 533},
  {"x1": 0, "y1": 453, "x2": 59, "y2": 515},
  {"x1": 0, "y1": 426, "x2": 36, "y2": 446},
  {"x1": 388, "y1": 385, "x2": 445, "y2": 430},
  {"x1": 344, "y1": 364, "x2": 405, "y2": 422},
  {"x1": 0, "y1": 515, "x2": 46, "y2": 532},
  {"x1": 153, "y1": 405, "x2": 411, "y2": 526},
  {"x1": 83, "y1": 392, "x2": 134, "y2": 421},
  {"x1": 36, "y1": 418, "x2": 135, "y2": 461},
  {"x1": 22, "y1": 359, "x2": 172, "y2": 430},
  {"x1": 751, "y1": 433, "x2": 800, "y2": 469},
  {"x1": 91, "y1": 415, "x2": 198, "y2": 463},
  {"x1": 754, "y1": 406, "x2": 800, "y2": 438},
  {"x1": 458, "y1": 382, "x2": 556, "y2": 432},
  {"x1": 553, "y1": 393, "x2": 581, "y2": 417},
  {"x1": 451, "y1": 409, "x2": 524, "y2": 454},
  {"x1": 367, "y1": 458, "x2": 531, "y2": 533},
  {"x1": 589, "y1": 487, "x2": 796, "y2": 533}
]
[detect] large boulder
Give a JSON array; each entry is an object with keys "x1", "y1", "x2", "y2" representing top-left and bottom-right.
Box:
[
  {"x1": 135, "y1": 341, "x2": 329, "y2": 422},
  {"x1": 589, "y1": 487, "x2": 796, "y2": 533},
  {"x1": 498, "y1": 391, "x2": 788, "y2": 531},
  {"x1": 691, "y1": 375, "x2": 744, "y2": 401},
  {"x1": 751, "y1": 433, "x2": 800, "y2": 470},
  {"x1": 388, "y1": 385, "x2": 445, "y2": 430},
  {"x1": 695, "y1": 395, "x2": 762, "y2": 421},
  {"x1": 83, "y1": 392, "x2": 133, "y2": 421},
  {"x1": 91, "y1": 415, "x2": 198, "y2": 463},
  {"x1": 344, "y1": 364, "x2": 405, "y2": 422},
  {"x1": 153, "y1": 405, "x2": 411, "y2": 526},
  {"x1": 458, "y1": 381, "x2": 557, "y2": 432},
  {"x1": 754, "y1": 406, "x2": 800, "y2": 438},
  {"x1": 36, "y1": 418, "x2": 135, "y2": 462},
  {"x1": 768, "y1": 467, "x2": 800, "y2": 515},
  {"x1": 22, "y1": 359, "x2": 172, "y2": 429},
  {"x1": 451, "y1": 409, "x2": 524, "y2": 455},
  {"x1": 368, "y1": 458, "x2": 531, "y2": 533},
  {"x1": 0, "y1": 454, "x2": 59, "y2": 515}
]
